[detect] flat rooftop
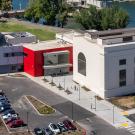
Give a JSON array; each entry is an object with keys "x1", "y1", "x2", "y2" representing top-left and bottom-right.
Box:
[
  {"x1": 23, "y1": 40, "x2": 72, "y2": 51},
  {"x1": 3, "y1": 32, "x2": 35, "y2": 39},
  {"x1": 88, "y1": 28, "x2": 135, "y2": 39}
]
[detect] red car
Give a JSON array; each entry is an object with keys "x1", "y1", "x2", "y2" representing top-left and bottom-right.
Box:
[
  {"x1": 63, "y1": 120, "x2": 76, "y2": 130},
  {"x1": 8, "y1": 119, "x2": 24, "y2": 128},
  {"x1": 5, "y1": 117, "x2": 19, "y2": 124}
]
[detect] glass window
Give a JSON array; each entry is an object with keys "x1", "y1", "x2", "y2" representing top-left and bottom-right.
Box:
[
  {"x1": 4, "y1": 53, "x2": 9, "y2": 57},
  {"x1": 119, "y1": 59, "x2": 126, "y2": 65},
  {"x1": 78, "y1": 52, "x2": 86, "y2": 76},
  {"x1": 11, "y1": 65, "x2": 16, "y2": 71},
  {"x1": 119, "y1": 69, "x2": 126, "y2": 87}
]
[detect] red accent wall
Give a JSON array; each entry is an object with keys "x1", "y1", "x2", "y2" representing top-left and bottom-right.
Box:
[{"x1": 24, "y1": 46, "x2": 73, "y2": 77}]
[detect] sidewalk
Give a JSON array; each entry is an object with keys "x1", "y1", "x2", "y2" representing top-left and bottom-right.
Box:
[{"x1": 21, "y1": 73, "x2": 135, "y2": 129}]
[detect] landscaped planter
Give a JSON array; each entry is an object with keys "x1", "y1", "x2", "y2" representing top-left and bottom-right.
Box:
[{"x1": 26, "y1": 95, "x2": 55, "y2": 115}]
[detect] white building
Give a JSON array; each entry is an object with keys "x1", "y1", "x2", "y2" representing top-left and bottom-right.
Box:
[
  {"x1": 0, "y1": 32, "x2": 37, "y2": 74},
  {"x1": 66, "y1": 0, "x2": 112, "y2": 8},
  {"x1": 57, "y1": 28, "x2": 135, "y2": 98}
]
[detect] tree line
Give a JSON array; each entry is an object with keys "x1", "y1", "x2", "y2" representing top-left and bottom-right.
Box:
[
  {"x1": 0, "y1": 0, "x2": 12, "y2": 11},
  {"x1": 74, "y1": 5, "x2": 129, "y2": 30},
  {"x1": 0, "y1": 0, "x2": 129, "y2": 30}
]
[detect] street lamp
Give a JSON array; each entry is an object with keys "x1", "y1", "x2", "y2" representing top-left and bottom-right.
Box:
[
  {"x1": 94, "y1": 95, "x2": 97, "y2": 111},
  {"x1": 27, "y1": 111, "x2": 30, "y2": 132},
  {"x1": 78, "y1": 84, "x2": 80, "y2": 100},
  {"x1": 113, "y1": 105, "x2": 115, "y2": 124}
]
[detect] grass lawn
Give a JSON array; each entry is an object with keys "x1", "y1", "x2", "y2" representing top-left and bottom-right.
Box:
[
  {"x1": 109, "y1": 95, "x2": 135, "y2": 110},
  {"x1": 0, "y1": 22, "x2": 55, "y2": 41},
  {"x1": 26, "y1": 96, "x2": 55, "y2": 115}
]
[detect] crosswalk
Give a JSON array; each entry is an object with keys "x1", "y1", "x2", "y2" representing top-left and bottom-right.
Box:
[{"x1": 121, "y1": 124, "x2": 135, "y2": 135}]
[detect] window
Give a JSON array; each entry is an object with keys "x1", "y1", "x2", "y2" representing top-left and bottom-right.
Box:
[
  {"x1": 119, "y1": 69, "x2": 126, "y2": 87},
  {"x1": 11, "y1": 65, "x2": 16, "y2": 71},
  {"x1": 123, "y1": 36, "x2": 133, "y2": 42},
  {"x1": 119, "y1": 59, "x2": 126, "y2": 65},
  {"x1": 78, "y1": 52, "x2": 86, "y2": 76},
  {"x1": 14, "y1": 52, "x2": 24, "y2": 56},
  {"x1": 4, "y1": 53, "x2": 9, "y2": 57}
]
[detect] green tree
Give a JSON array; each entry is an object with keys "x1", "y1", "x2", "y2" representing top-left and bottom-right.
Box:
[
  {"x1": 1, "y1": 0, "x2": 12, "y2": 11},
  {"x1": 74, "y1": 5, "x2": 129, "y2": 30},
  {"x1": 0, "y1": 0, "x2": 2, "y2": 10},
  {"x1": 56, "y1": 1, "x2": 69, "y2": 27},
  {"x1": 24, "y1": 0, "x2": 69, "y2": 26}
]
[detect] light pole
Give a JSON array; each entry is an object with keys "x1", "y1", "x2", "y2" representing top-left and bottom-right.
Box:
[
  {"x1": 94, "y1": 95, "x2": 97, "y2": 111},
  {"x1": 113, "y1": 105, "x2": 115, "y2": 124},
  {"x1": 78, "y1": 84, "x2": 80, "y2": 100},
  {"x1": 71, "y1": 102, "x2": 74, "y2": 121},
  {"x1": 63, "y1": 76, "x2": 66, "y2": 90},
  {"x1": 27, "y1": 111, "x2": 29, "y2": 132}
]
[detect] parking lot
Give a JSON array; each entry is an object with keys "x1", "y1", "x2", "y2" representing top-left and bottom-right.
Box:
[{"x1": 0, "y1": 75, "x2": 132, "y2": 135}]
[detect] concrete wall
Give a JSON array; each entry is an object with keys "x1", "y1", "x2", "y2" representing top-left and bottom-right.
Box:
[{"x1": 73, "y1": 35, "x2": 105, "y2": 98}]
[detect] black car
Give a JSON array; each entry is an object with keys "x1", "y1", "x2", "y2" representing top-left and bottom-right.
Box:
[
  {"x1": 0, "y1": 90, "x2": 4, "y2": 96},
  {"x1": 0, "y1": 105, "x2": 11, "y2": 112},
  {"x1": 2, "y1": 109, "x2": 16, "y2": 115},
  {"x1": 57, "y1": 122, "x2": 68, "y2": 132},
  {"x1": 34, "y1": 128, "x2": 45, "y2": 135},
  {"x1": 44, "y1": 128, "x2": 54, "y2": 135}
]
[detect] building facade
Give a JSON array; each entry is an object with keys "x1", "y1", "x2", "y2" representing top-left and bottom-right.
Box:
[
  {"x1": 0, "y1": 32, "x2": 36, "y2": 74},
  {"x1": 72, "y1": 28, "x2": 135, "y2": 98},
  {"x1": 23, "y1": 40, "x2": 73, "y2": 77}
]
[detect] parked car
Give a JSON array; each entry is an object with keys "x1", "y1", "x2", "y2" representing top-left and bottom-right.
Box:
[
  {"x1": 0, "y1": 96, "x2": 9, "y2": 103},
  {"x1": 0, "y1": 90, "x2": 4, "y2": 96},
  {"x1": 44, "y1": 128, "x2": 54, "y2": 135},
  {"x1": 2, "y1": 109, "x2": 16, "y2": 115},
  {"x1": 63, "y1": 120, "x2": 76, "y2": 130},
  {"x1": 2, "y1": 113, "x2": 18, "y2": 120},
  {"x1": 0, "y1": 100, "x2": 9, "y2": 105},
  {"x1": 5, "y1": 117, "x2": 19, "y2": 124},
  {"x1": 8, "y1": 119, "x2": 24, "y2": 128},
  {"x1": 0, "y1": 102, "x2": 10, "y2": 107},
  {"x1": 34, "y1": 128, "x2": 45, "y2": 135},
  {"x1": 57, "y1": 122, "x2": 68, "y2": 132},
  {"x1": 48, "y1": 123, "x2": 60, "y2": 134},
  {"x1": 0, "y1": 105, "x2": 11, "y2": 112}
]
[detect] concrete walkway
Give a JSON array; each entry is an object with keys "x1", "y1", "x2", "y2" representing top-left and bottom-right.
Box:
[{"x1": 19, "y1": 73, "x2": 135, "y2": 129}]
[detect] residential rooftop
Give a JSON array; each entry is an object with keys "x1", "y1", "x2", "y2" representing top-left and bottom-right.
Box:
[{"x1": 23, "y1": 40, "x2": 72, "y2": 51}]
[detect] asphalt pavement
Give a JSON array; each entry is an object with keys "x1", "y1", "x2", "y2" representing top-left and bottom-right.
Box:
[{"x1": 0, "y1": 76, "x2": 132, "y2": 135}]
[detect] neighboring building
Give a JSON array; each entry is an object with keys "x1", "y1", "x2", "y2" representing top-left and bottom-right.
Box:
[
  {"x1": 23, "y1": 40, "x2": 73, "y2": 77},
  {"x1": 72, "y1": 28, "x2": 135, "y2": 98},
  {"x1": 66, "y1": 0, "x2": 112, "y2": 8},
  {"x1": 0, "y1": 32, "x2": 37, "y2": 74},
  {"x1": 3, "y1": 32, "x2": 37, "y2": 45}
]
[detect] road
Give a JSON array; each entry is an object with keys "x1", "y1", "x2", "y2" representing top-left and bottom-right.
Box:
[{"x1": 0, "y1": 75, "x2": 132, "y2": 135}]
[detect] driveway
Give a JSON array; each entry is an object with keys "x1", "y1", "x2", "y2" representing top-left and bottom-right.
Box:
[{"x1": 0, "y1": 76, "x2": 132, "y2": 135}]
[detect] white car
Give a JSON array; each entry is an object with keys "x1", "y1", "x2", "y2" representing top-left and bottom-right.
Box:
[
  {"x1": 48, "y1": 123, "x2": 60, "y2": 134},
  {"x1": 2, "y1": 113, "x2": 18, "y2": 120}
]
